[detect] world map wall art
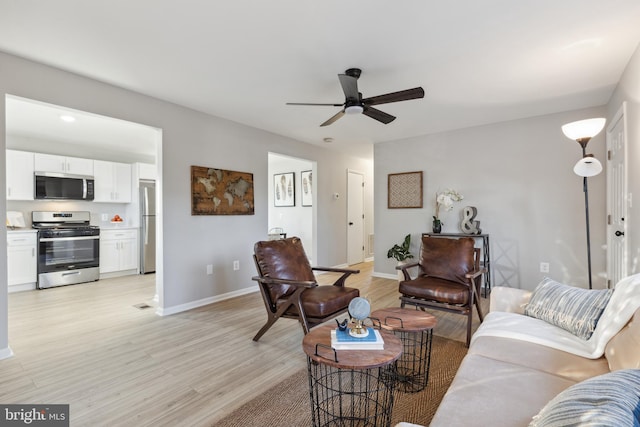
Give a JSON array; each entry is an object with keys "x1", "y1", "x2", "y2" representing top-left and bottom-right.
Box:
[{"x1": 191, "y1": 165, "x2": 254, "y2": 215}]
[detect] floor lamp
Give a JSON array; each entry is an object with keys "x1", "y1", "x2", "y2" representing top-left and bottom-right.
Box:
[{"x1": 562, "y1": 118, "x2": 606, "y2": 289}]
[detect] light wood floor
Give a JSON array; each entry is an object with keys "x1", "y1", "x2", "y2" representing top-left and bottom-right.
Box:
[{"x1": 2, "y1": 262, "x2": 489, "y2": 426}]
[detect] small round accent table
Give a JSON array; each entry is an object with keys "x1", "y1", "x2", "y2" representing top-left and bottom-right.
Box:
[
  {"x1": 370, "y1": 307, "x2": 437, "y2": 393},
  {"x1": 302, "y1": 324, "x2": 403, "y2": 427}
]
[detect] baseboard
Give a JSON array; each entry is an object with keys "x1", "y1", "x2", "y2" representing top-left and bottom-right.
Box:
[
  {"x1": 156, "y1": 285, "x2": 258, "y2": 316},
  {"x1": 364, "y1": 256, "x2": 374, "y2": 263},
  {"x1": 372, "y1": 271, "x2": 397, "y2": 280},
  {"x1": 0, "y1": 346, "x2": 14, "y2": 360}
]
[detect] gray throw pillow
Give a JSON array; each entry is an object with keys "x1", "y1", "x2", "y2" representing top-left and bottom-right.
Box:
[
  {"x1": 524, "y1": 278, "x2": 612, "y2": 340},
  {"x1": 530, "y1": 369, "x2": 640, "y2": 427}
]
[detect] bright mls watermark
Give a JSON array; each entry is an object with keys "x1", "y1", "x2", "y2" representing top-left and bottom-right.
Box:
[{"x1": 1, "y1": 405, "x2": 69, "y2": 426}]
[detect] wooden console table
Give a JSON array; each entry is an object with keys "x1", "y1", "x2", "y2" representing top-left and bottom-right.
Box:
[{"x1": 423, "y1": 232, "x2": 491, "y2": 296}]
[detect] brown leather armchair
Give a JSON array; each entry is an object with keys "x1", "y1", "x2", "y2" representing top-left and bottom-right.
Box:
[
  {"x1": 252, "y1": 237, "x2": 360, "y2": 341},
  {"x1": 397, "y1": 235, "x2": 485, "y2": 346}
]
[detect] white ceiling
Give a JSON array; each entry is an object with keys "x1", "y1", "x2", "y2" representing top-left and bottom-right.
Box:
[{"x1": 2, "y1": 1, "x2": 640, "y2": 159}]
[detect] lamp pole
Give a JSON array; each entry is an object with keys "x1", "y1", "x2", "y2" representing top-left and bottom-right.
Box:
[{"x1": 577, "y1": 140, "x2": 593, "y2": 290}]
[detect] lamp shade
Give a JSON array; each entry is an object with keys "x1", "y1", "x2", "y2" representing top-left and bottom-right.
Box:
[
  {"x1": 562, "y1": 118, "x2": 606, "y2": 140},
  {"x1": 574, "y1": 156, "x2": 603, "y2": 177}
]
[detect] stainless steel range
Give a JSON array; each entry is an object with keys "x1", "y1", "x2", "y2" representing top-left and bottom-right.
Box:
[{"x1": 32, "y1": 211, "x2": 100, "y2": 289}]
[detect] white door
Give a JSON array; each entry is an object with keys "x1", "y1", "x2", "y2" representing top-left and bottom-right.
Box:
[
  {"x1": 606, "y1": 103, "x2": 628, "y2": 288},
  {"x1": 347, "y1": 171, "x2": 365, "y2": 265}
]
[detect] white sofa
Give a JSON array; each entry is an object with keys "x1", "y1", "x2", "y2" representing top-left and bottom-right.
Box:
[{"x1": 401, "y1": 273, "x2": 640, "y2": 427}]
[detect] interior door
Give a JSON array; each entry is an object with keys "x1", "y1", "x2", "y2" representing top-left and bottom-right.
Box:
[
  {"x1": 347, "y1": 171, "x2": 365, "y2": 265},
  {"x1": 606, "y1": 103, "x2": 628, "y2": 288}
]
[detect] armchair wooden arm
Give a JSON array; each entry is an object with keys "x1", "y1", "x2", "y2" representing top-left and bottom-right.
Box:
[{"x1": 312, "y1": 266, "x2": 360, "y2": 287}]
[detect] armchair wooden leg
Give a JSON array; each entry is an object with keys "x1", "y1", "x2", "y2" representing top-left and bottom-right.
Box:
[
  {"x1": 466, "y1": 311, "x2": 473, "y2": 347},
  {"x1": 253, "y1": 315, "x2": 278, "y2": 342}
]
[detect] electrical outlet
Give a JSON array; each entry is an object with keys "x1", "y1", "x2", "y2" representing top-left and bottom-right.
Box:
[
  {"x1": 540, "y1": 262, "x2": 550, "y2": 273},
  {"x1": 233, "y1": 260, "x2": 240, "y2": 271},
  {"x1": 206, "y1": 264, "x2": 213, "y2": 275}
]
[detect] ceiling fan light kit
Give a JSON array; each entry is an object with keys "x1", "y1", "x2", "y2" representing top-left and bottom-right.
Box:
[{"x1": 287, "y1": 68, "x2": 425, "y2": 127}]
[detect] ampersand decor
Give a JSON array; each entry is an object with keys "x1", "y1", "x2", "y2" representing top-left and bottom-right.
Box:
[{"x1": 460, "y1": 206, "x2": 482, "y2": 234}]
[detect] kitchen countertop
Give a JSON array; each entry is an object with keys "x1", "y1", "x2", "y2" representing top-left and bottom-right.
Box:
[{"x1": 6, "y1": 228, "x2": 37, "y2": 234}]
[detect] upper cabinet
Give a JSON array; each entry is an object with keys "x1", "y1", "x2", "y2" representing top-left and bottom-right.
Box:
[
  {"x1": 6, "y1": 150, "x2": 35, "y2": 200},
  {"x1": 94, "y1": 160, "x2": 132, "y2": 203},
  {"x1": 137, "y1": 163, "x2": 157, "y2": 180},
  {"x1": 34, "y1": 153, "x2": 94, "y2": 176}
]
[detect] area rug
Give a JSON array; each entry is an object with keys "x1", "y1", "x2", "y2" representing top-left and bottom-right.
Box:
[{"x1": 214, "y1": 336, "x2": 467, "y2": 426}]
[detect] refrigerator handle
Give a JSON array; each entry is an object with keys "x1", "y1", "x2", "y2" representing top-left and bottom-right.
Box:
[
  {"x1": 144, "y1": 216, "x2": 149, "y2": 245},
  {"x1": 144, "y1": 186, "x2": 149, "y2": 215}
]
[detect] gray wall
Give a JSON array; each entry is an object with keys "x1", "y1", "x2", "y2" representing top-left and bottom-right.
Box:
[
  {"x1": 608, "y1": 42, "x2": 640, "y2": 277},
  {"x1": 0, "y1": 51, "x2": 373, "y2": 355},
  {"x1": 374, "y1": 107, "x2": 608, "y2": 291}
]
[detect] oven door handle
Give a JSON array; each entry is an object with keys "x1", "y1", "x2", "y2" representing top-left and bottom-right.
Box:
[{"x1": 39, "y1": 236, "x2": 100, "y2": 242}]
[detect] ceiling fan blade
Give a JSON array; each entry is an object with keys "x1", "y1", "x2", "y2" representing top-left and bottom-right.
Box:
[
  {"x1": 338, "y1": 74, "x2": 360, "y2": 101},
  {"x1": 320, "y1": 110, "x2": 345, "y2": 127},
  {"x1": 362, "y1": 106, "x2": 396, "y2": 124},
  {"x1": 286, "y1": 102, "x2": 344, "y2": 106},
  {"x1": 362, "y1": 87, "x2": 425, "y2": 106}
]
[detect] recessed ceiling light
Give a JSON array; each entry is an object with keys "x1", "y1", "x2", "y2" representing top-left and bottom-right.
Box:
[
  {"x1": 323, "y1": 137, "x2": 334, "y2": 143},
  {"x1": 60, "y1": 115, "x2": 76, "y2": 123}
]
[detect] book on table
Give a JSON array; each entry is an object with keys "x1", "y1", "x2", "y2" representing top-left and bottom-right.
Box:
[{"x1": 330, "y1": 327, "x2": 384, "y2": 350}]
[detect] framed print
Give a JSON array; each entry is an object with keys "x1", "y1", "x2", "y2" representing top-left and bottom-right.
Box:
[
  {"x1": 301, "y1": 170, "x2": 312, "y2": 207},
  {"x1": 274, "y1": 172, "x2": 295, "y2": 207},
  {"x1": 191, "y1": 165, "x2": 254, "y2": 215},
  {"x1": 388, "y1": 171, "x2": 423, "y2": 209}
]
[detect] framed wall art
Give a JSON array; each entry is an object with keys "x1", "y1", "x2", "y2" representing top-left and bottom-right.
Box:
[
  {"x1": 191, "y1": 165, "x2": 254, "y2": 215},
  {"x1": 387, "y1": 171, "x2": 423, "y2": 209},
  {"x1": 274, "y1": 172, "x2": 295, "y2": 207},
  {"x1": 301, "y1": 170, "x2": 312, "y2": 207}
]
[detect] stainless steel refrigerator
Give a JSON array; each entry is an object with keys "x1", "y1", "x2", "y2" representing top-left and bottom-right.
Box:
[{"x1": 140, "y1": 180, "x2": 156, "y2": 274}]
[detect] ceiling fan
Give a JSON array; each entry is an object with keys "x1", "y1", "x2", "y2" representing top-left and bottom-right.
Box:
[{"x1": 287, "y1": 68, "x2": 425, "y2": 127}]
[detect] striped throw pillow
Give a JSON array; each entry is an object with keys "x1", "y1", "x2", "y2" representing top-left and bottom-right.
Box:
[
  {"x1": 524, "y1": 278, "x2": 612, "y2": 340},
  {"x1": 530, "y1": 369, "x2": 640, "y2": 427}
]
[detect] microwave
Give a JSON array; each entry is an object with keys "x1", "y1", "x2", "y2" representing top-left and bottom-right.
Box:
[{"x1": 35, "y1": 173, "x2": 95, "y2": 201}]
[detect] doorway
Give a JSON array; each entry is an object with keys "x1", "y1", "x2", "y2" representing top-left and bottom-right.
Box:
[
  {"x1": 606, "y1": 102, "x2": 629, "y2": 288},
  {"x1": 4, "y1": 94, "x2": 163, "y2": 305},
  {"x1": 267, "y1": 153, "x2": 316, "y2": 263},
  {"x1": 347, "y1": 170, "x2": 365, "y2": 265}
]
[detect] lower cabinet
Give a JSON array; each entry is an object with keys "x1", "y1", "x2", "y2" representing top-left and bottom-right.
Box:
[
  {"x1": 100, "y1": 229, "x2": 138, "y2": 275},
  {"x1": 7, "y1": 231, "x2": 37, "y2": 292}
]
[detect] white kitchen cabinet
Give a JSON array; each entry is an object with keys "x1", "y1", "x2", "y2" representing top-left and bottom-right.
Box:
[
  {"x1": 94, "y1": 160, "x2": 132, "y2": 203},
  {"x1": 7, "y1": 231, "x2": 38, "y2": 291},
  {"x1": 34, "y1": 153, "x2": 94, "y2": 176},
  {"x1": 6, "y1": 150, "x2": 35, "y2": 200},
  {"x1": 137, "y1": 163, "x2": 157, "y2": 180},
  {"x1": 100, "y1": 229, "x2": 138, "y2": 275}
]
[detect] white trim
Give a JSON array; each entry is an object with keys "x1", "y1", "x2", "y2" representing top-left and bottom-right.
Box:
[
  {"x1": 156, "y1": 285, "x2": 258, "y2": 316},
  {"x1": 0, "y1": 346, "x2": 14, "y2": 360},
  {"x1": 365, "y1": 256, "x2": 374, "y2": 263},
  {"x1": 372, "y1": 271, "x2": 397, "y2": 280}
]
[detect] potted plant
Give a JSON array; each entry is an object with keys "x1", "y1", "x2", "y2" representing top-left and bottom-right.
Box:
[{"x1": 387, "y1": 234, "x2": 414, "y2": 280}]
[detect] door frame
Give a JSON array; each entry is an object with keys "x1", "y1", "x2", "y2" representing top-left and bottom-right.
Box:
[{"x1": 606, "y1": 101, "x2": 629, "y2": 288}]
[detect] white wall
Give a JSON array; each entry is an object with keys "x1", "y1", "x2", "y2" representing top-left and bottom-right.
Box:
[
  {"x1": 374, "y1": 107, "x2": 608, "y2": 291},
  {"x1": 0, "y1": 51, "x2": 374, "y2": 357},
  {"x1": 607, "y1": 42, "x2": 640, "y2": 278},
  {"x1": 268, "y1": 153, "x2": 314, "y2": 261}
]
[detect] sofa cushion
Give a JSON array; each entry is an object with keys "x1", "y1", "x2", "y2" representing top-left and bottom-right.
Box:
[
  {"x1": 470, "y1": 336, "x2": 610, "y2": 383},
  {"x1": 430, "y1": 353, "x2": 576, "y2": 427},
  {"x1": 524, "y1": 277, "x2": 612, "y2": 340},
  {"x1": 530, "y1": 369, "x2": 640, "y2": 427}
]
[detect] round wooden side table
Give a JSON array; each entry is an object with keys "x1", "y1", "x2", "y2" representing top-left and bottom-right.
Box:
[
  {"x1": 370, "y1": 307, "x2": 437, "y2": 393},
  {"x1": 302, "y1": 324, "x2": 403, "y2": 427}
]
